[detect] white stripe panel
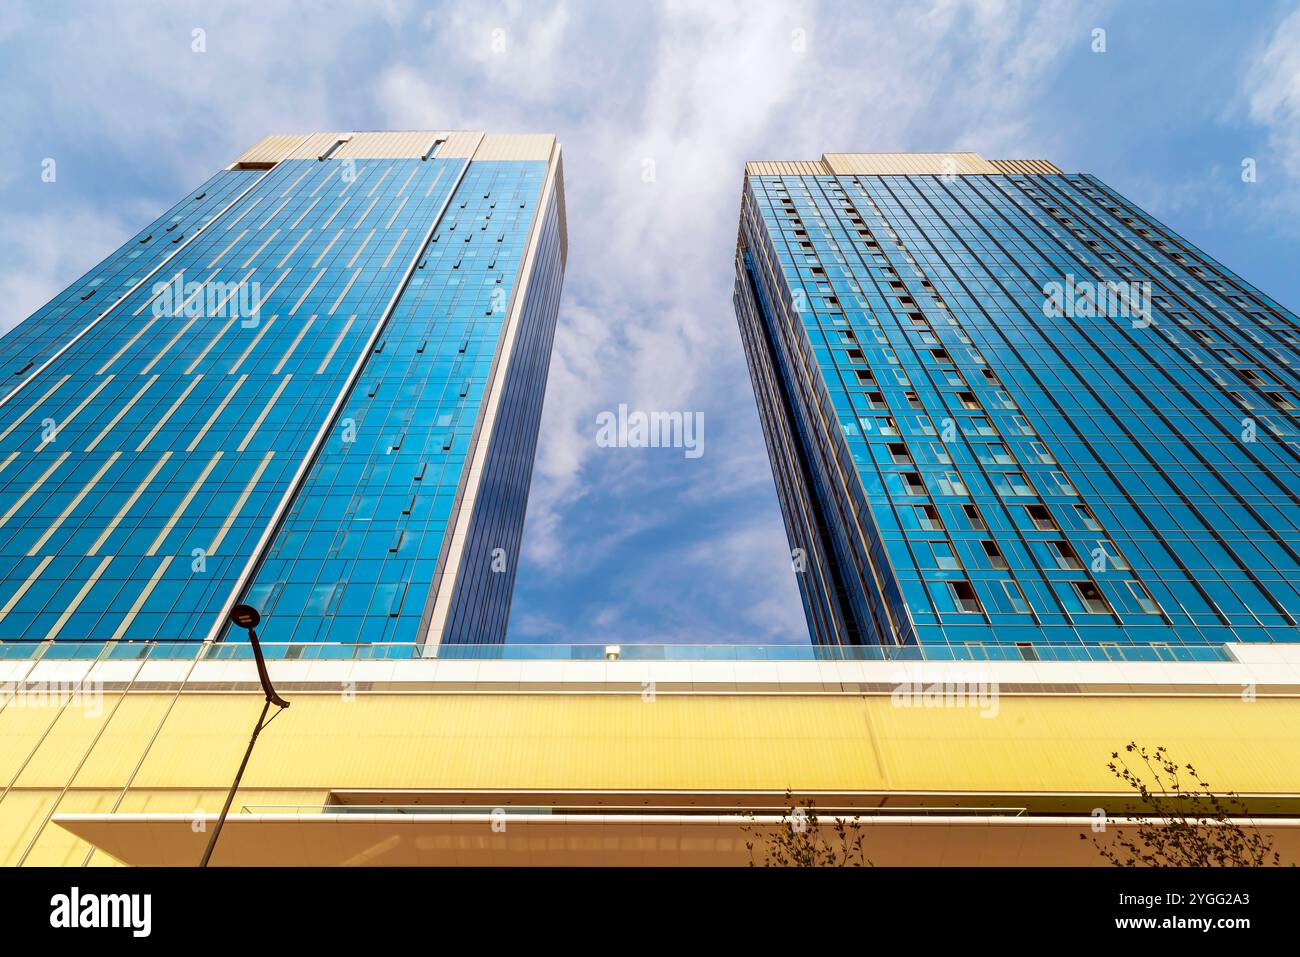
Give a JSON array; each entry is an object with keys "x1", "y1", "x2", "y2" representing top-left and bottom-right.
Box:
[
  {"x1": 185, "y1": 376, "x2": 246, "y2": 451},
  {"x1": 328, "y1": 270, "x2": 361, "y2": 315},
  {"x1": 237, "y1": 376, "x2": 290, "y2": 452},
  {"x1": 272, "y1": 316, "x2": 316, "y2": 375},
  {"x1": 312, "y1": 229, "x2": 343, "y2": 267},
  {"x1": 382, "y1": 229, "x2": 408, "y2": 268},
  {"x1": 0, "y1": 451, "x2": 70, "y2": 528},
  {"x1": 320, "y1": 198, "x2": 351, "y2": 230},
  {"x1": 35, "y1": 376, "x2": 114, "y2": 451},
  {"x1": 28, "y1": 451, "x2": 121, "y2": 555},
  {"x1": 228, "y1": 315, "x2": 278, "y2": 374},
  {"x1": 0, "y1": 375, "x2": 70, "y2": 441},
  {"x1": 240, "y1": 229, "x2": 281, "y2": 268},
  {"x1": 347, "y1": 229, "x2": 375, "y2": 268},
  {"x1": 288, "y1": 269, "x2": 325, "y2": 316},
  {"x1": 86, "y1": 376, "x2": 157, "y2": 452},
  {"x1": 110, "y1": 555, "x2": 174, "y2": 641},
  {"x1": 208, "y1": 229, "x2": 250, "y2": 268},
  {"x1": 275, "y1": 228, "x2": 312, "y2": 268},
  {"x1": 208, "y1": 451, "x2": 274, "y2": 554},
  {"x1": 183, "y1": 320, "x2": 235, "y2": 375},
  {"x1": 44, "y1": 554, "x2": 114, "y2": 641},
  {"x1": 90, "y1": 451, "x2": 171, "y2": 554},
  {"x1": 0, "y1": 556, "x2": 54, "y2": 623},
  {"x1": 146, "y1": 452, "x2": 223, "y2": 556},
  {"x1": 316, "y1": 316, "x2": 356, "y2": 374},
  {"x1": 135, "y1": 377, "x2": 202, "y2": 451}
]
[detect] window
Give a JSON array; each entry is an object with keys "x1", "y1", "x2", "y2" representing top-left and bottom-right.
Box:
[
  {"x1": 1048, "y1": 540, "x2": 1084, "y2": 570},
  {"x1": 888, "y1": 442, "x2": 913, "y2": 465},
  {"x1": 1125, "y1": 580, "x2": 1161, "y2": 615},
  {"x1": 995, "y1": 472, "x2": 1034, "y2": 496},
  {"x1": 1049, "y1": 472, "x2": 1078, "y2": 495},
  {"x1": 1026, "y1": 504, "x2": 1057, "y2": 531},
  {"x1": 1093, "y1": 539, "x2": 1129, "y2": 571},
  {"x1": 1072, "y1": 581, "x2": 1112, "y2": 614},
  {"x1": 935, "y1": 472, "x2": 967, "y2": 496},
  {"x1": 949, "y1": 581, "x2": 983, "y2": 614},
  {"x1": 957, "y1": 391, "x2": 980, "y2": 410},
  {"x1": 1074, "y1": 504, "x2": 1101, "y2": 531},
  {"x1": 916, "y1": 504, "x2": 943, "y2": 531},
  {"x1": 1001, "y1": 581, "x2": 1031, "y2": 613},
  {"x1": 930, "y1": 542, "x2": 960, "y2": 570},
  {"x1": 978, "y1": 443, "x2": 1015, "y2": 465},
  {"x1": 902, "y1": 472, "x2": 926, "y2": 494},
  {"x1": 982, "y1": 540, "x2": 1010, "y2": 570}
]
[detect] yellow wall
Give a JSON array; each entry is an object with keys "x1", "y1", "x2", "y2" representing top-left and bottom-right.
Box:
[{"x1": 3, "y1": 690, "x2": 1298, "y2": 866}]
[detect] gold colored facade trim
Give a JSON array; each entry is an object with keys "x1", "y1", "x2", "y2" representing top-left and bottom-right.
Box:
[
  {"x1": 745, "y1": 151, "x2": 1064, "y2": 177},
  {"x1": 230, "y1": 131, "x2": 557, "y2": 166}
]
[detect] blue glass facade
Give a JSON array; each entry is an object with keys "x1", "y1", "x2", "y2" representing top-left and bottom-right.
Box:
[
  {"x1": 734, "y1": 154, "x2": 1300, "y2": 655},
  {"x1": 0, "y1": 132, "x2": 565, "y2": 646}
]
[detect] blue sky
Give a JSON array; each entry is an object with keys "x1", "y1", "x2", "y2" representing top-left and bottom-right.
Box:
[{"x1": 2, "y1": 0, "x2": 1299, "y2": 646}]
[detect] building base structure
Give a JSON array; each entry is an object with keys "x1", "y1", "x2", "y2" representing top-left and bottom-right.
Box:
[{"x1": 4, "y1": 645, "x2": 1300, "y2": 866}]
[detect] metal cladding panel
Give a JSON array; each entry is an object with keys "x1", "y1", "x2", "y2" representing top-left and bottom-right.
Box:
[
  {"x1": 746, "y1": 160, "x2": 829, "y2": 177},
  {"x1": 334, "y1": 131, "x2": 447, "y2": 159},
  {"x1": 233, "y1": 134, "x2": 310, "y2": 165},
  {"x1": 822, "y1": 151, "x2": 998, "y2": 175},
  {"x1": 438, "y1": 131, "x2": 489, "y2": 159},
  {"x1": 745, "y1": 154, "x2": 1067, "y2": 178},
  {"x1": 472, "y1": 133, "x2": 557, "y2": 161},
  {"x1": 989, "y1": 158, "x2": 1065, "y2": 175},
  {"x1": 287, "y1": 132, "x2": 351, "y2": 160},
  {"x1": 552, "y1": 151, "x2": 569, "y2": 268},
  {"x1": 7, "y1": 690, "x2": 1300, "y2": 794}
]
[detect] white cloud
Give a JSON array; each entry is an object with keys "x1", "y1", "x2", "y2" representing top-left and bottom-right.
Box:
[
  {"x1": 1246, "y1": 6, "x2": 1300, "y2": 181},
  {"x1": 0, "y1": 209, "x2": 135, "y2": 334},
  {"x1": 0, "y1": 0, "x2": 1127, "y2": 645}
]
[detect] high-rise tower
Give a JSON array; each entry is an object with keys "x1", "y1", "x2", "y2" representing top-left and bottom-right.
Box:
[
  {"x1": 0, "y1": 131, "x2": 566, "y2": 646},
  {"x1": 734, "y1": 152, "x2": 1299, "y2": 655}
]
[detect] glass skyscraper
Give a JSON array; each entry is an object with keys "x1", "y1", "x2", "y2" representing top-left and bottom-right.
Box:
[
  {"x1": 734, "y1": 152, "x2": 1299, "y2": 656},
  {"x1": 0, "y1": 131, "x2": 566, "y2": 646}
]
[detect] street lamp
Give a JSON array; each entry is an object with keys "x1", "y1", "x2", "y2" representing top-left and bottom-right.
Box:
[{"x1": 199, "y1": 604, "x2": 289, "y2": 867}]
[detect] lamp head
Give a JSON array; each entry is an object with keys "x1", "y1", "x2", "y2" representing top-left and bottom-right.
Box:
[{"x1": 229, "y1": 604, "x2": 261, "y2": 630}]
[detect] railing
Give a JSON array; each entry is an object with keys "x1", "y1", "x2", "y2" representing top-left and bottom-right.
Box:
[{"x1": 0, "y1": 639, "x2": 1236, "y2": 663}]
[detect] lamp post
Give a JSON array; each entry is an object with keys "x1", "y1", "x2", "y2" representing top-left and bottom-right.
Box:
[{"x1": 199, "y1": 604, "x2": 289, "y2": 867}]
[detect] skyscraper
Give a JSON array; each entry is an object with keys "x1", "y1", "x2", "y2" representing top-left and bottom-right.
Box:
[
  {"x1": 0, "y1": 131, "x2": 566, "y2": 647},
  {"x1": 734, "y1": 152, "x2": 1299, "y2": 655}
]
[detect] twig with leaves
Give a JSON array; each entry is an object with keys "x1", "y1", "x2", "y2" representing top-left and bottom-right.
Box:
[
  {"x1": 742, "y1": 790, "x2": 873, "y2": 867},
  {"x1": 1085, "y1": 742, "x2": 1281, "y2": 867}
]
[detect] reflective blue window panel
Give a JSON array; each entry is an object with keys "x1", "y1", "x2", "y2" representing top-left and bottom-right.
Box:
[
  {"x1": 734, "y1": 156, "x2": 1299, "y2": 653},
  {"x1": 0, "y1": 133, "x2": 566, "y2": 646}
]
